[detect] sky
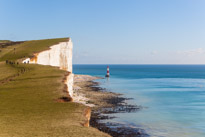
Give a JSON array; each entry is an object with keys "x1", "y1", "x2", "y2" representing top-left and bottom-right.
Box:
[{"x1": 1, "y1": 0, "x2": 205, "y2": 64}]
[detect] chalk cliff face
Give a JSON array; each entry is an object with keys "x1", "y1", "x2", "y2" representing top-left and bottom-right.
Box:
[{"x1": 23, "y1": 39, "x2": 74, "y2": 97}]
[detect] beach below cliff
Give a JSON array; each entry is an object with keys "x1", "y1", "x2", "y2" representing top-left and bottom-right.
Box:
[{"x1": 74, "y1": 75, "x2": 149, "y2": 137}]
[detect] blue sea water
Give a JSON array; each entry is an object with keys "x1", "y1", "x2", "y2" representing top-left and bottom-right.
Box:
[{"x1": 73, "y1": 65, "x2": 205, "y2": 137}]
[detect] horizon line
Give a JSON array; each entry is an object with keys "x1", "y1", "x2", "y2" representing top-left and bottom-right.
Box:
[{"x1": 73, "y1": 64, "x2": 205, "y2": 65}]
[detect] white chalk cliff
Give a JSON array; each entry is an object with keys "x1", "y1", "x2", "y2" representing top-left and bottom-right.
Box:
[{"x1": 23, "y1": 38, "x2": 74, "y2": 97}]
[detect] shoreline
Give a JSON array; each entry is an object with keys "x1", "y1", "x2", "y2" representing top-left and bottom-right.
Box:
[{"x1": 74, "y1": 74, "x2": 149, "y2": 137}]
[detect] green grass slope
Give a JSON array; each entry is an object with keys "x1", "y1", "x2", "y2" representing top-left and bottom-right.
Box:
[
  {"x1": 0, "y1": 62, "x2": 20, "y2": 81},
  {"x1": 0, "y1": 38, "x2": 109, "y2": 137},
  {"x1": 0, "y1": 40, "x2": 11, "y2": 43},
  {"x1": 0, "y1": 38, "x2": 68, "y2": 61}
]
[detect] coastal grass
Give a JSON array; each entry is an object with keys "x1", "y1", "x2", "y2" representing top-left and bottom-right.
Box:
[
  {"x1": 0, "y1": 38, "x2": 109, "y2": 137},
  {"x1": 0, "y1": 40, "x2": 11, "y2": 43},
  {"x1": 0, "y1": 37, "x2": 68, "y2": 61},
  {"x1": 0, "y1": 62, "x2": 19, "y2": 81}
]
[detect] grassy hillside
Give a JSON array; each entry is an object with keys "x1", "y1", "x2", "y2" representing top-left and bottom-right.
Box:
[
  {"x1": 0, "y1": 40, "x2": 11, "y2": 43},
  {"x1": 0, "y1": 62, "x2": 20, "y2": 81},
  {"x1": 0, "y1": 38, "x2": 109, "y2": 137},
  {"x1": 0, "y1": 38, "x2": 68, "y2": 61}
]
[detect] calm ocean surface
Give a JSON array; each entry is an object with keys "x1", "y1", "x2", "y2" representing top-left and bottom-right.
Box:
[{"x1": 73, "y1": 65, "x2": 205, "y2": 137}]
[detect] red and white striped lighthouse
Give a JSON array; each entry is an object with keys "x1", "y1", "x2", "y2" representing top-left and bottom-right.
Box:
[{"x1": 105, "y1": 66, "x2": 110, "y2": 77}]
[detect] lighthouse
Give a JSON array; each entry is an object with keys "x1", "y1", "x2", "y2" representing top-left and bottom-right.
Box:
[{"x1": 105, "y1": 66, "x2": 110, "y2": 77}]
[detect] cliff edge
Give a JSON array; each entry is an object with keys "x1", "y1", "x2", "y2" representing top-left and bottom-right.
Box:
[{"x1": 23, "y1": 38, "x2": 74, "y2": 97}]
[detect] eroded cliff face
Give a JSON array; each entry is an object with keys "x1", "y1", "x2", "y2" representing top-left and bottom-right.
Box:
[{"x1": 23, "y1": 38, "x2": 74, "y2": 97}]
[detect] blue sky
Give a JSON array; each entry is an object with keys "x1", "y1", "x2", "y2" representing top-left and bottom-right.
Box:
[{"x1": 1, "y1": 0, "x2": 205, "y2": 64}]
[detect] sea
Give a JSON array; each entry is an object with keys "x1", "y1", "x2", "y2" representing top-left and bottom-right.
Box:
[{"x1": 73, "y1": 65, "x2": 205, "y2": 137}]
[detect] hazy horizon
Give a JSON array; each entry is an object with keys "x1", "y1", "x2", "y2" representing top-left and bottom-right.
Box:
[{"x1": 1, "y1": 0, "x2": 205, "y2": 64}]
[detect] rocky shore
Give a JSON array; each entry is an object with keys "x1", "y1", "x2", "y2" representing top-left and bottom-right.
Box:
[{"x1": 74, "y1": 75, "x2": 149, "y2": 137}]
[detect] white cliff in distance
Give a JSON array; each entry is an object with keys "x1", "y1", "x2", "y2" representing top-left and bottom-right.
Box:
[{"x1": 23, "y1": 38, "x2": 74, "y2": 97}]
